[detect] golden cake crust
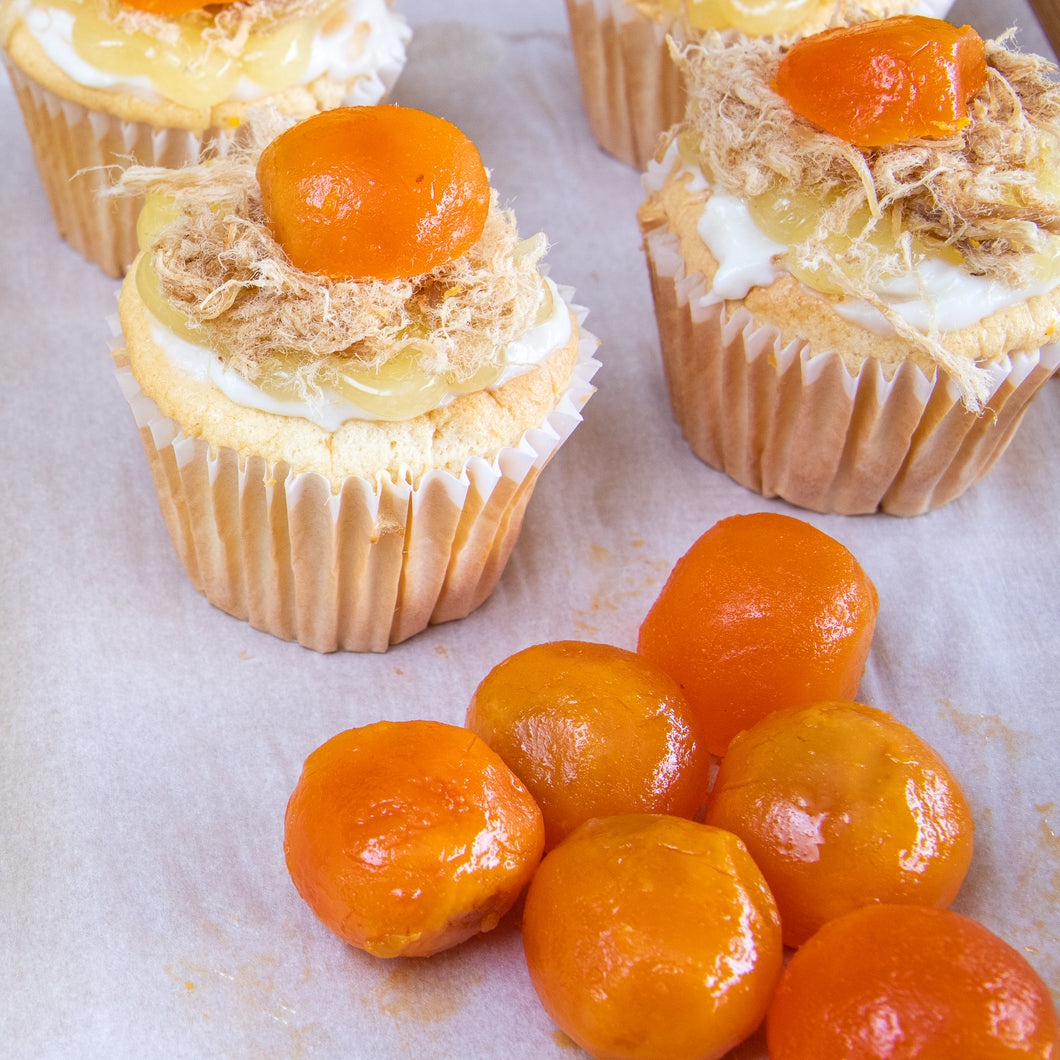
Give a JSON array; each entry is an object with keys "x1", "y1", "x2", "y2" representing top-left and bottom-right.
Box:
[
  {"x1": 118, "y1": 259, "x2": 581, "y2": 488},
  {"x1": 638, "y1": 165, "x2": 1060, "y2": 379}
]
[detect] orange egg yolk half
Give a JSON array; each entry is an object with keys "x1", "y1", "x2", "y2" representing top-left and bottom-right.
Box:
[
  {"x1": 257, "y1": 105, "x2": 493, "y2": 282},
  {"x1": 773, "y1": 16, "x2": 988, "y2": 148},
  {"x1": 119, "y1": 0, "x2": 240, "y2": 15}
]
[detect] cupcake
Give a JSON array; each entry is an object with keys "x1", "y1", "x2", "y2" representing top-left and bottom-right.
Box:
[
  {"x1": 565, "y1": 0, "x2": 953, "y2": 170},
  {"x1": 638, "y1": 18, "x2": 1060, "y2": 516},
  {"x1": 0, "y1": 0, "x2": 409, "y2": 276},
  {"x1": 110, "y1": 105, "x2": 600, "y2": 651}
]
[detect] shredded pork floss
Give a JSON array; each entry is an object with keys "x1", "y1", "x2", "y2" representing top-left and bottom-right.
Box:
[{"x1": 119, "y1": 120, "x2": 546, "y2": 394}]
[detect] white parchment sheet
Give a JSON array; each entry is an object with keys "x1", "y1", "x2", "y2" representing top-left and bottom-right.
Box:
[{"x1": 0, "y1": 1, "x2": 1056, "y2": 1057}]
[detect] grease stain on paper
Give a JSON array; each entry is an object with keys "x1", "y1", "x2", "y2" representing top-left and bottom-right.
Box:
[
  {"x1": 166, "y1": 948, "x2": 296, "y2": 1016},
  {"x1": 1020, "y1": 809, "x2": 1060, "y2": 1003},
  {"x1": 369, "y1": 957, "x2": 476, "y2": 1025},
  {"x1": 572, "y1": 537, "x2": 673, "y2": 640},
  {"x1": 937, "y1": 699, "x2": 1024, "y2": 763},
  {"x1": 935, "y1": 703, "x2": 1060, "y2": 1001}
]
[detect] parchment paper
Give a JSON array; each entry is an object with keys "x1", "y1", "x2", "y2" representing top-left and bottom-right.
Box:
[{"x1": 0, "y1": 1, "x2": 1056, "y2": 1057}]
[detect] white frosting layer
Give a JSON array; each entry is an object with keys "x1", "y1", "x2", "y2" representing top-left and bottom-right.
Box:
[
  {"x1": 646, "y1": 138, "x2": 1054, "y2": 335},
  {"x1": 148, "y1": 276, "x2": 574, "y2": 432},
  {"x1": 15, "y1": 0, "x2": 409, "y2": 106}
]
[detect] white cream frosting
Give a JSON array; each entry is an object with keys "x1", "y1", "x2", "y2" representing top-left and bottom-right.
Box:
[
  {"x1": 646, "y1": 137, "x2": 1054, "y2": 335},
  {"x1": 14, "y1": 0, "x2": 409, "y2": 106},
  {"x1": 147, "y1": 276, "x2": 574, "y2": 432}
]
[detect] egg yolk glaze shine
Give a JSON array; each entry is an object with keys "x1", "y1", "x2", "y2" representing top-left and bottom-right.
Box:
[
  {"x1": 773, "y1": 16, "x2": 988, "y2": 147},
  {"x1": 257, "y1": 105, "x2": 492, "y2": 281},
  {"x1": 638, "y1": 512, "x2": 879, "y2": 756},
  {"x1": 767, "y1": 904, "x2": 1060, "y2": 1059},
  {"x1": 465, "y1": 641, "x2": 713, "y2": 850},
  {"x1": 704, "y1": 701, "x2": 974, "y2": 947},
  {"x1": 284, "y1": 720, "x2": 545, "y2": 958},
  {"x1": 523, "y1": 814, "x2": 783, "y2": 1060}
]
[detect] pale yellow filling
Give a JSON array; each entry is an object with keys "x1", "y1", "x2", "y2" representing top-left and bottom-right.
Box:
[
  {"x1": 653, "y1": 0, "x2": 832, "y2": 35},
  {"x1": 135, "y1": 193, "x2": 556, "y2": 422},
  {"x1": 672, "y1": 131, "x2": 1060, "y2": 300},
  {"x1": 50, "y1": 0, "x2": 342, "y2": 108}
]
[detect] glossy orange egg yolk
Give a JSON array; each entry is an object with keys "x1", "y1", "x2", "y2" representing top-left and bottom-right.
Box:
[
  {"x1": 523, "y1": 815, "x2": 784, "y2": 1060},
  {"x1": 257, "y1": 105, "x2": 492, "y2": 282},
  {"x1": 703, "y1": 701, "x2": 974, "y2": 947},
  {"x1": 466, "y1": 641, "x2": 713, "y2": 850},
  {"x1": 773, "y1": 16, "x2": 988, "y2": 147},
  {"x1": 637, "y1": 512, "x2": 879, "y2": 756},
  {"x1": 283, "y1": 720, "x2": 544, "y2": 958},
  {"x1": 767, "y1": 904, "x2": 1060, "y2": 1059},
  {"x1": 119, "y1": 0, "x2": 239, "y2": 15}
]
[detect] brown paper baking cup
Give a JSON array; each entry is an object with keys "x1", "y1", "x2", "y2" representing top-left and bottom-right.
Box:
[
  {"x1": 111, "y1": 305, "x2": 600, "y2": 652},
  {"x1": 643, "y1": 225, "x2": 1060, "y2": 516},
  {"x1": 565, "y1": 0, "x2": 687, "y2": 170},
  {"x1": 3, "y1": 57, "x2": 228, "y2": 278}
]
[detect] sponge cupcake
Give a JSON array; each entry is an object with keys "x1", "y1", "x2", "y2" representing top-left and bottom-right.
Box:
[
  {"x1": 638, "y1": 18, "x2": 1060, "y2": 514},
  {"x1": 112, "y1": 106, "x2": 599, "y2": 650}
]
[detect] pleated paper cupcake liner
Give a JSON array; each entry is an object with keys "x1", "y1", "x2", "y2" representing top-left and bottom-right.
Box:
[
  {"x1": 642, "y1": 223, "x2": 1059, "y2": 516},
  {"x1": 4, "y1": 31, "x2": 407, "y2": 280},
  {"x1": 565, "y1": 0, "x2": 688, "y2": 170},
  {"x1": 111, "y1": 296, "x2": 600, "y2": 652},
  {"x1": 3, "y1": 57, "x2": 237, "y2": 278}
]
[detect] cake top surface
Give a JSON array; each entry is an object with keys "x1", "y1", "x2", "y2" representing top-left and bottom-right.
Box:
[
  {"x1": 79, "y1": 0, "x2": 336, "y2": 50},
  {"x1": 677, "y1": 28, "x2": 1060, "y2": 287},
  {"x1": 118, "y1": 108, "x2": 547, "y2": 390}
]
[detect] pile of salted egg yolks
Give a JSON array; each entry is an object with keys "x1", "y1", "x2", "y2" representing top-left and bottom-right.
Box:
[{"x1": 281, "y1": 511, "x2": 1058, "y2": 1060}]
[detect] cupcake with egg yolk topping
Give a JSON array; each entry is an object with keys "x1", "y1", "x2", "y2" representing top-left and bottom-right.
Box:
[
  {"x1": 637, "y1": 18, "x2": 1060, "y2": 514},
  {"x1": 111, "y1": 106, "x2": 599, "y2": 651},
  {"x1": 0, "y1": 0, "x2": 410, "y2": 275}
]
